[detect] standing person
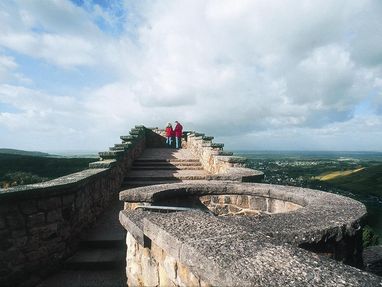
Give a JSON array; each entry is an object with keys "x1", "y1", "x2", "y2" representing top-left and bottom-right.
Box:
[
  {"x1": 174, "y1": 121, "x2": 183, "y2": 149},
  {"x1": 165, "y1": 123, "x2": 173, "y2": 147}
]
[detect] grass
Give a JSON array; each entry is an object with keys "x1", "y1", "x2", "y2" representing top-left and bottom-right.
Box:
[
  {"x1": 316, "y1": 164, "x2": 382, "y2": 198},
  {"x1": 315, "y1": 167, "x2": 365, "y2": 181}
]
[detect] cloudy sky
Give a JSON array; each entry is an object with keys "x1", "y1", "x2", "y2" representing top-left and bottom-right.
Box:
[{"x1": 0, "y1": 0, "x2": 382, "y2": 152}]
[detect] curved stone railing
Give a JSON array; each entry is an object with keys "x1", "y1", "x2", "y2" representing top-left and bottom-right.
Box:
[
  {"x1": 0, "y1": 125, "x2": 147, "y2": 286},
  {"x1": 119, "y1": 182, "x2": 382, "y2": 286}
]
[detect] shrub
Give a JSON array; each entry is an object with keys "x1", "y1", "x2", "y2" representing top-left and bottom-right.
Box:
[{"x1": 363, "y1": 225, "x2": 380, "y2": 248}]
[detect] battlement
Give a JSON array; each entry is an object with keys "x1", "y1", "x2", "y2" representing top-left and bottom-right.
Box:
[
  {"x1": 119, "y1": 182, "x2": 381, "y2": 286},
  {"x1": 1, "y1": 125, "x2": 381, "y2": 286},
  {"x1": 0, "y1": 126, "x2": 263, "y2": 286}
]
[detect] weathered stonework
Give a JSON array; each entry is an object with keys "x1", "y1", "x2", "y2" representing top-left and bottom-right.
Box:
[
  {"x1": 186, "y1": 132, "x2": 263, "y2": 181},
  {"x1": 0, "y1": 126, "x2": 147, "y2": 286},
  {"x1": 2, "y1": 124, "x2": 376, "y2": 286},
  {"x1": 119, "y1": 182, "x2": 382, "y2": 286},
  {"x1": 125, "y1": 230, "x2": 209, "y2": 287}
]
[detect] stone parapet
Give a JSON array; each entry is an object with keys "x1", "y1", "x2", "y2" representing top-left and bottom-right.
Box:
[
  {"x1": 119, "y1": 182, "x2": 382, "y2": 286},
  {"x1": 186, "y1": 132, "x2": 264, "y2": 182},
  {"x1": 0, "y1": 125, "x2": 146, "y2": 286}
]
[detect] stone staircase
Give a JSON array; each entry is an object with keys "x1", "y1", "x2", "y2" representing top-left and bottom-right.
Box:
[
  {"x1": 122, "y1": 148, "x2": 209, "y2": 188},
  {"x1": 37, "y1": 201, "x2": 126, "y2": 287},
  {"x1": 36, "y1": 148, "x2": 208, "y2": 287}
]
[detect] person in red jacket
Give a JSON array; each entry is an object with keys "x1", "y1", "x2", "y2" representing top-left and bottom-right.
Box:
[
  {"x1": 174, "y1": 121, "x2": 183, "y2": 149},
  {"x1": 165, "y1": 123, "x2": 173, "y2": 147}
]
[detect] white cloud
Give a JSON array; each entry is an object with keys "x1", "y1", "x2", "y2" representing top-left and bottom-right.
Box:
[
  {"x1": 0, "y1": 0, "x2": 112, "y2": 68},
  {"x1": 0, "y1": 55, "x2": 17, "y2": 82},
  {"x1": 0, "y1": 0, "x2": 382, "y2": 151}
]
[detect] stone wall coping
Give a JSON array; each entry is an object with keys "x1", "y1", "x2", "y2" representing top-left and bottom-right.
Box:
[
  {"x1": 208, "y1": 166, "x2": 264, "y2": 181},
  {"x1": 138, "y1": 211, "x2": 382, "y2": 286},
  {"x1": 119, "y1": 182, "x2": 366, "y2": 246},
  {"x1": 186, "y1": 131, "x2": 264, "y2": 181},
  {"x1": 89, "y1": 159, "x2": 117, "y2": 168},
  {"x1": 119, "y1": 210, "x2": 146, "y2": 246},
  {"x1": 0, "y1": 168, "x2": 109, "y2": 200},
  {"x1": 214, "y1": 155, "x2": 247, "y2": 164}
]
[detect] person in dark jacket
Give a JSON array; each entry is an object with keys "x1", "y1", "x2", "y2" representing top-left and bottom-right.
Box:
[
  {"x1": 165, "y1": 123, "x2": 173, "y2": 147},
  {"x1": 174, "y1": 121, "x2": 183, "y2": 149}
]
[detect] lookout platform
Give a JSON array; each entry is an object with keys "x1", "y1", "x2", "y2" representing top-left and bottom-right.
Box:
[
  {"x1": 0, "y1": 126, "x2": 381, "y2": 287},
  {"x1": 37, "y1": 146, "x2": 221, "y2": 287}
]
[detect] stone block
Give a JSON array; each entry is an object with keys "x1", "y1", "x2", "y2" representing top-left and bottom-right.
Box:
[
  {"x1": 18, "y1": 200, "x2": 38, "y2": 215},
  {"x1": 214, "y1": 204, "x2": 229, "y2": 216},
  {"x1": 29, "y1": 223, "x2": 58, "y2": 240},
  {"x1": 62, "y1": 194, "x2": 75, "y2": 206},
  {"x1": 200, "y1": 279, "x2": 212, "y2": 287},
  {"x1": 27, "y1": 212, "x2": 45, "y2": 227},
  {"x1": 26, "y1": 247, "x2": 49, "y2": 262},
  {"x1": 176, "y1": 261, "x2": 200, "y2": 287},
  {"x1": 248, "y1": 196, "x2": 267, "y2": 211},
  {"x1": 158, "y1": 263, "x2": 176, "y2": 287},
  {"x1": 199, "y1": 196, "x2": 211, "y2": 206},
  {"x1": 12, "y1": 229, "x2": 26, "y2": 238},
  {"x1": 228, "y1": 205, "x2": 242, "y2": 214},
  {"x1": 163, "y1": 254, "x2": 177, "y2": 282},
  {"x1": 210, "y1": 196, "x2": 219, "y2": 204},
  {"x1": 38, "y1": 197, "x2": 61, "y2": 211},
  {"x1": 144, "y1": 218, "x2": 183, "y2": 260},
  {"x1": 236, "y1": 195, "x2": 249, "y2": 208},
  {"x1": 0, "y1": 216, "x2": 6, "y2": 229},
  {"x1": 13, "y1": 236, "x2": 28, "y2": 248},
  {"x1": 242, "y1": 209, "x2": 260, "y2": 216},
  {"x1": 151, "y1": 242, "x2": 165, "y2": 263},
  {"x1": 6, "y1": 213, "x2": 25, "y2": 230},
  {"x1": 284, "y1": 201, "x2": 301, "y2": 212},
  {"x1": 0, "y1": 230, "x2": 11, "y2": 250},
  {"x1": 269, "y1": 199, "x2": 286, "y2": 213},
  {"x1": 0, "y1": 204, "x2": 18, "y2": 215},
  {"x1": 141, "y1": 250, "x2": 159, "y2": 287},
  {"x1": 46, "y1": 209, "x2": 62, "y2": 223}
]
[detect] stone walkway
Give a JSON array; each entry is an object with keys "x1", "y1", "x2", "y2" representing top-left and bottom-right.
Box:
[
  {"x1": 122, "y1": 148, "x2": 209, "y2": 188},
  {"x1": 37, "y1": 200, "x2": 126, "y2": 287},
  {"x1": 136, "y1": 147, "x2": 200, "y2": 160},
  {"x1": 36, "y1": 148, "x2": 208, "y2": 286}
]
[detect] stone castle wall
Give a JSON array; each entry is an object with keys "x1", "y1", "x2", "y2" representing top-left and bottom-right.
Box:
[
  {"x1": 146, "y1": 129, "x2": 264, "y2": 182},
  {"x1": 124, "y1": 232, "x2": 209, "y2": 287},
  {"x1": 0, "y1": 125, "x2": 260, "y2": 286},
  {"x1": 0, "y1": 126, "x2": 147, "y2": 286},
  {"x1": 186, "y1": 132, "x2": 263, "y2": 181}
]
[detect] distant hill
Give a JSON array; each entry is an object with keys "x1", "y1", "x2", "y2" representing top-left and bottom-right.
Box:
[
  {"x1": 321, "y1": 164, "x2": 382, "y2": 198},
  {"x1": 0, "y1": 148, "x2": 51, "y2": 157},
  {"x1": 0, "y1": 153, "x2": 96, "y2": 188}
]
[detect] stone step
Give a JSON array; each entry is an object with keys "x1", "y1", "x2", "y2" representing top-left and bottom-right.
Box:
[
  {"x1": 218, "y1": 151, "x2": 234, "y2": 156},
  {"x1": 124, "y1": 175, "x2": 207, "y2": 181},
  {"x1": 131, "y1": 166, "x2": 203, "y2": 170},
  {"x1": 79, "y1": 201, "x2": 125, "y2": 248},
  {"x1": 135, "y1": 159, "x2": 200, "y2": 163},
  {"x1": 121, "y1": 179, "x2": 182, "y2": 188},
  {"x1": 99, "y1": 151, "x2": 124, "y2": 159},
  {"x1": 211, "y1": 143, "x2": 224, "y2": 148},
  {"x1": 124, "y1": 170, "x2": 208, "y2": 181},
  {"x1": 133, "y1": 161, "x2": 201, "y2": 167},
  {"x1": 64, "y1": 248, "x2": 125, "y2": 270},
  {"x1": 36, "y1": 269, "x2": 126, "y2": 287}
]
